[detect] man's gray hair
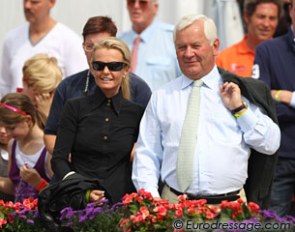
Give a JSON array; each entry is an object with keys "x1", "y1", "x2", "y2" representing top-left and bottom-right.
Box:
[{"x1": 173, "y1": 14, "x2": 218, "y2": 45}]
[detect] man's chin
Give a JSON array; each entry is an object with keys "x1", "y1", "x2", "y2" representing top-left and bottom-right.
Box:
[{"x1": 130, "y1": 16, "x2": 143, "y2": 24}]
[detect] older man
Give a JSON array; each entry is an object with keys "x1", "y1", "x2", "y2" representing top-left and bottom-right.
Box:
[
  {"x1": 132, "y1": 14, "x2": 280, "y2": 208},
  {"x1": 119, "y1": 0, "x2": 181, "y2": 91}
]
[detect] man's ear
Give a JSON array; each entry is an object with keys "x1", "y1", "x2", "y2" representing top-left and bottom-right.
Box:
[
  {"x1": 153, "y1": 2, "x2": 159, "y2": 15},
  {"x1": 49, "y1": 0, "x2": 56, "y2": 9},
  {"x1": 243, "y1": 13, "x2": 249, "y2": 25},
  {"x1": 212, "y1": 38, "x2": 220, "y2": 56}
]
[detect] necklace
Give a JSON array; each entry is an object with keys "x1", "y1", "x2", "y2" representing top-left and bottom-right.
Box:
[{"x1": 84, "y1": 70, "x2": 90, "y2": 95}]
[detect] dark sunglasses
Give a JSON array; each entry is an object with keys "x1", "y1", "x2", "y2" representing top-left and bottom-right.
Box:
[
  {"x1": 127, "y1": 0, "x2": 150, "y2": 7},
  {"x1": 92, "y1": 61, "x2": 127, "y2": 71}
]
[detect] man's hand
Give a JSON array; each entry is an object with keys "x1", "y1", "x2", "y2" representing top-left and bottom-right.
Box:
[
  {"x1": 271, "y1": 90, "x2": 292, "y2": 104},
  {"x1": 220, "y1": 82, "x2": 243, "y2": 111}
]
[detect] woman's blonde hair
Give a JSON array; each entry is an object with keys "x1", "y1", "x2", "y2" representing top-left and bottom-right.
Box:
[
  {"x1": 22, "y1": 53, "x2": 62, "y2": 94},
  {"x1": 91, "y1": 37, "x2": 131, "y2": 100}
]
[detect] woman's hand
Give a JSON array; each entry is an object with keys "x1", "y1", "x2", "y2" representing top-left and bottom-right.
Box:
[
  {"x1": 34, "y1": 92, "x2": 53, "y2": 117},
  {"x1": 89, "y1": 189, "x2": 105, "y2": 205}
]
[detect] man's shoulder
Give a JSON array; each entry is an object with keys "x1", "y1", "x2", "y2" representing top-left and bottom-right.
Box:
[
  {"x1": 57, "y1": 70, "x2": 88, "y2": 91},
  {"x1": 122, "y1": 96, "x2": 145, "y2": 111},
  {"x1": 5, "y1": 24, "x2": 28, "y2": 41},
  {"x1": 155, "y1": 21, "x2": 174, "y2": 32},
  {"x1": 117, "y1": 30, "x2": 132, "y2": 40},
  {"x1": 240, "y1": 75, "x2": 267, "y2": 87},
  {"x1": 129, "y1": 72, "x2": 150, "y2": 88},
  {"x1": 54, "y1": 22, "x2": 78, "y2": 35},
  {"x1": 218, "y1": 39, "x2": 245, "y2": 57},
  {"x1": 257, "y1": 35, "x2": 286, "y2": 52},
  {"x1": 119, "y1": 21, "x2": 174, "y2": 40},
  {"x1": 52, "y1": 23, "x2": 82, "y2": 42},
  {"x1": 218, "y1": 43, "x2": 239, "y2": 55},
  {"x1": 155, "y1": 76, "x2": 182, "y2": 93},
  {"x1": 220, "y1": 68, "x2": 267, "y2": 88},
  {"x1": 62, "y1": 69, "x2": 87, "y2": 81}
]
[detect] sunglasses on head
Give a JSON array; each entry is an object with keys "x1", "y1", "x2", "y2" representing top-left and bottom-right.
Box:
[
  {"x1": 92, "y1": 61, "x2": 127, "y2": 71},
  {"x1": 127, "y1": 0, "x2": 150, "y2": 7}
]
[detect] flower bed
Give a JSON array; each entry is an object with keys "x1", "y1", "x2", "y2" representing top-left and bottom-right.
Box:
[{"x1": 0, "y1": 189, "x2": 294, "y2": 231}]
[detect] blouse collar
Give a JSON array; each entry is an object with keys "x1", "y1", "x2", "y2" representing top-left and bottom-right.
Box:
[{"x1": 91, "y1": 87, "x2": 124, "y2": 115}]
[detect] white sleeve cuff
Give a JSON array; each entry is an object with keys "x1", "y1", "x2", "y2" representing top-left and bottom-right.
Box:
[
  {"x1": 62, "y1": 171, "x2": 76, "y2": 180},
  {"x1": 236, "y1": 108, "x2": 258, "y2": 132},
  {"x1": 290, "y1": 92, "x2": 295, "y2": 108}
]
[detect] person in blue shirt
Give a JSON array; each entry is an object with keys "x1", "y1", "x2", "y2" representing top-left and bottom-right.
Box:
[
  {"x1": 44, "y1": 16, "x2": 151, "y2": 154},
  {"x1": 119, "y1": 0, "x2": 181, "y2": 91},
  {"x1": 253, "y1": 0, "x2": 295, "y2": 216}
]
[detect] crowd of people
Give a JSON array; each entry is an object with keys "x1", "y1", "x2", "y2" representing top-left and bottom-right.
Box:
[{"x1": 0, "y1": 0, "x2": 294, "y2": 227}]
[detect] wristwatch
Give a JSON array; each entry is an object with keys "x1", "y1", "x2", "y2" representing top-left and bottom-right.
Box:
[{"x1": 231, "y1": 102, "x2": 247, "y2": 114}]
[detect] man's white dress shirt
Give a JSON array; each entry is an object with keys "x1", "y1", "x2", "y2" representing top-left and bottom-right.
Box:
[{"x1": 132, "y1": 66, "x2": 281, "y2": 198}]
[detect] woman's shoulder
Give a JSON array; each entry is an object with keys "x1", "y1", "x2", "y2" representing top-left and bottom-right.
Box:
[
  {"x1": 121, "y1": 98, "x2": 145, "y2": 116},
  {"x1": 122, "y1": 98, "x2": 144, "y2": 108}
]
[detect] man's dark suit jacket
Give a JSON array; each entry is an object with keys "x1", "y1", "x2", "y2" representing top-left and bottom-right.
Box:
[{"x1": 220, "y1": 68, "x2": 279, "y2": 209}]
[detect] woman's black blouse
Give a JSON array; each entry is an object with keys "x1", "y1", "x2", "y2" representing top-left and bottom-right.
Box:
[{"x1": 51, "y1": 87, "x2": 144, "y2": 202}]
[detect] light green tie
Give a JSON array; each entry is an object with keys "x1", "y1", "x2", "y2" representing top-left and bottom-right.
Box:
[{"x1": 177, "y1": 79, "x2": 202, "y2": 192}]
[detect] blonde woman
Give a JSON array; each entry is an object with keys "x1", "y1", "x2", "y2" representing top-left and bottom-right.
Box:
[
  {"x1": 22, "y1": 53, "x2": 62, "y2": 118},
  {"x1": 51, "y1": 37, "x2": 144, "y2": 204}
]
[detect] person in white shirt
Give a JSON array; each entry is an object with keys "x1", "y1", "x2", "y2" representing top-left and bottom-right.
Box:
[
  {"x1": 0, "y1": 0, "x2": 88, "y2": 96},
  {"x1": 132, "y1": 14, "x2": 281, "y2": 207}
]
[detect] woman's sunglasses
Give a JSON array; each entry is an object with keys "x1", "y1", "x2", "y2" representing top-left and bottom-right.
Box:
[{"x1": 92, "y1": 61, "x2": 127, "y2": 71}]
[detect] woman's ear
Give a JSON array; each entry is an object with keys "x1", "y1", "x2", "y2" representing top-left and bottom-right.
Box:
[{"x1": 123, "y1": 65, "x2": 130, "y2": 77}]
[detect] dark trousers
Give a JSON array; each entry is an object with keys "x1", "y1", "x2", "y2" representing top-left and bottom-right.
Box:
[{"x1": 270, "y1": 157, "x2": 295, "y2": 216}]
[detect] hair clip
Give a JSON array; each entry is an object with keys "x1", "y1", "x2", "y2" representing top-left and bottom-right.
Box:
[{"x1": 0, "y1": 103, "x2": 28, "y2": 116}]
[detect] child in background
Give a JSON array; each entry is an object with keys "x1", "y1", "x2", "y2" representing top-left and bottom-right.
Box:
[
  {"x1": 0, "y1": 93, "x2": 52, "y2": 202},
  {"x1": 22, "y1": 53, "x2": 62, "y2": 118},
  {"x1": 0, "y1": 126, "x2": 14, "y2": 201}
]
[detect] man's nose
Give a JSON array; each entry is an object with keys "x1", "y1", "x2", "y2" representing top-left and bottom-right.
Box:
[{"x1": 184, "y1": 47, "x2": 194, "y2": 57}]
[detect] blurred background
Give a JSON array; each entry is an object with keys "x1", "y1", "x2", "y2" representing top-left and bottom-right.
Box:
[{"x1": 0, "y1": 0, "x2": 244, "y2": 65}]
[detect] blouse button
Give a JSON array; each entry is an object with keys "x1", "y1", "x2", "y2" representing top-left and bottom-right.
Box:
[
  {"x1": 105, "y1": 118, "x2": 109, "y2": 122},
  {"x1": 103, "y1": 136, "x2": 108, "y2": 140}
]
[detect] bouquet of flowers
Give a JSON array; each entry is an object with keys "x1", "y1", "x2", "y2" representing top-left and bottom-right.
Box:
[
  {"x1": 59, "y1": 200, "x2": 122, "y2": 232},
  {"x1": 119, "y1": 189, "x2": 264, "y2": 231},
  {"x1": 0, "y1": 190, "x2": 294, "y2": 231},
  {"x1": 0, "y1": 197, "x2": 43, "y2": 232}
]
